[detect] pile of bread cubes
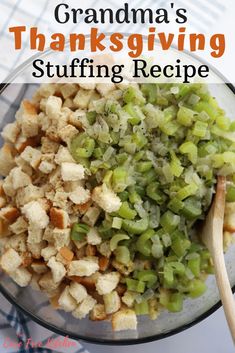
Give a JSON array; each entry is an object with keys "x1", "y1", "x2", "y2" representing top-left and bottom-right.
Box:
[{"x1": 0, "y1": 82, "x2": 138, "y2": 332}]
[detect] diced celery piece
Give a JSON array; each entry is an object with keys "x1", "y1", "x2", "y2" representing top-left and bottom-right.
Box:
[
  {"x1": 188, "y1": 279, "x2": 207, "y2": 298},
  {"x1": 86, "y1": 111, "x2": 97, "y2": 125},
  {"x1": 118, "y1": 191, "x2": 129, "y2": 202},
  {"x1": 122, "y1": 218, "x2": 149, "y2": 234},
  {"x1": 176, "y1": 183, "x2": 198, "y2": 200},
  {"x1": 160, "y1": 121, "x2": 179, "y2": 136},
  {"x1": 112, "y1": 217, "x2": 123, "y2": 229},
  {"x1": 160, "y1": 211, "x2": 180, "y2": 233},
  {"x1": 188, "y1": 257, "x2": 201, "y2": 277},
  {"x1": 181, "y1": 197, "x2": 202, "y2": 220},
  {"x1": 179, "y1": 141, "x2": 198, "y2": 164},
  {"x1": 192, "y1": 121, "x2": 208, "y2": 138},
  {"x1": 123, "y1": 86, "x2": 146, "y2": 105},
  {"x1": 136, "y1": 161, "x2": 153, "y2": 173},
  {"x1": 129, "y1": 189, "x2": 142, "y2": 204},
  {"x1": 112, "y1": 167, "x2": 128, "y2": 192},
  {"x1": 171, "y1": 237, "x2": 191, "y2": 257},
  {"x1": 226, "y1": 185, "x2": 235, "y2": 202},
  {"x1": 193, "y1": 100, "x2": 218, "y2": 120},
  {"x1": 71, "y1": 223, "x2": 90, "y2": 241},
  {"x1": 114, "y1": 246, "x2": 130, "y2": 265},
  {"x1": 70, "y1": 133, "x2": 95, "y2": 159},
  {"x1": 166, "y1": 293, "x2": 183, "y2": 312},
  {"x1": 135, "y1": 300, "x2": 149, "y2": 315},
  {"x1": 170, "y1": 151, "x2": 184, "y2": 177},
  {"x1": 136, "y1": 229, "x2": 155, "y2": 257},
  {"x1": 168, "y1": 198, "x2": 184, "y2": 213},
  {"x1": 177, "y1": 106, "x2": 195, "y2": 126},
  {"x1": 118, "y1": 201, "x2": 137, "y2": 220},
  {"x1": 137, "y1": 270, "x2": 158, "y2": 288},
  {"x1": 146, "y1": 183, "x2": 166, "y2": 204},
  {"x1": 110, "y1": 233, "x2": 129, "y2": 251},
  {"x1": 216, "y1": 115, "x2": 230, "y2": 131},
  {"x1": 126, "y1": 278, "x2": 145, "y2": 293}
]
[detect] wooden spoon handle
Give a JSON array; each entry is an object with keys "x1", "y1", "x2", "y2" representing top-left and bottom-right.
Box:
[{"x1": 213, "y1": 248, "x2": 235, "y2": 344}]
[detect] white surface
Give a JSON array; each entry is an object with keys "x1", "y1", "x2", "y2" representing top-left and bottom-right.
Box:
[{"x1": 83, "y1": 306, "x2": 234, "y2": 353}]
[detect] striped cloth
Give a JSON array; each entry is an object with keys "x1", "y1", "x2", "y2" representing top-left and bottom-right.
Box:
[{"x1": 0, "y1": 293, "x2": 87, "y2": 353}]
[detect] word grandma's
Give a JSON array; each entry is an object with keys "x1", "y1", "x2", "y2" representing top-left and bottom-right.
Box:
[
  {"x1": 54, "y1": 2, "x2": 188, "y2": 24},
  {"x1": 9, "y1": 26, "x2": 225, "y2": 58},
  {"x1": 32, "y1": 58, "x2": 209, "y2": 83}
]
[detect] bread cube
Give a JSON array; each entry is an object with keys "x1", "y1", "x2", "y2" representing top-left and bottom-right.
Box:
[
  {"x1": 22, "y1": 201, "x2": 49, "y2": 229},
  {"x1": 0, "y1": 248, "x2": 22, "y2": 273},
  {"x1": 72, "y1": 295, "x2": 96, "y2": 319},
  {"x1": 103, "y1": 291, "x2": 121, "y2": 314},
  {"x1": 58, "y1": 286, "x2": 77, "y2": 312},
  {"x1": 69, "y1": 282, "x2": 87, "y2": 303},
  {"x1": 61, "y1": 163, "x2": 85, "y2": 181},
  {"x1": 10, "y1": 267, "x2": 32, "y2": 287},
  {"x1": 112, "y1": 309, "x2": 137, "y2": 331},
  {"x1": 68, "y1": 257, "x2": 99, "y2": 277},
  {"x1": 96, "y1": 272, "x2": 120, "y2": 295}
]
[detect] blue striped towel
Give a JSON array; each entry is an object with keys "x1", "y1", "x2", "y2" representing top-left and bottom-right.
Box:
[{"x1": 0, "y1": 294, "x2": 87, "y2": 353}]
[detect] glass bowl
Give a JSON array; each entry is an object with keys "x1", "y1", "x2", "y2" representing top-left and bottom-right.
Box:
[{"x1": 0, "y1": 41, "x2": 235, "y2": 345}]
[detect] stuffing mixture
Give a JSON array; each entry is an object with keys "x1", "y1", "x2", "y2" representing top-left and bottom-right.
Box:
[{"x1": 0, "y1": 82, "x2": 234, "y2": 331}]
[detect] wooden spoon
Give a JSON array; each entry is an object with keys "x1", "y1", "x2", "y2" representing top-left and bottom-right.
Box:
[{"x1": 201, "y1": 175, "x2": 235, "y2": 343}]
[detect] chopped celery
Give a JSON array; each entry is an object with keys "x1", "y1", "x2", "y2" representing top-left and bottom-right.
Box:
[
  {"x1": 168, "y1": 198, "x2": 184, "y2": 213},
  {"x1": 188, "y1": 257, "x2": 201, "y2": 277},
  {"x1": 112, "y1": 217, "x2": 123, "y2": 229},
  {"x1": 181, "y1": 198, "x2": 202, "y2": 220},
  {"x1": 187, "y1": 279, "x2": 207, "y2": 298},
  {"x1": 86, "y1": 111, "x2": 97, "y2": 125},
  {"x1": 170, "y1": 151, "x2": 184, "y2": 177},
  {"x1": 146, "y1": 183, "x2": 166, "y2": 204},
  {"x1": 166, "y1": 293, "x2": 183, "y2": 312},
  {"x1": 136, "y1": 161, "x2": 153, "y2": 173},
  {"x1": 226, "y1": 185, "x2": 235, "y2": 202},
  {"x1": 192, "y1": 121, "x2": 208, "y2": 138},
  {"x1": 129, "y1": 189, "x2": 142, "y2": 204},
  {"x1": 110, "y1": 233, "x2": 129, "y2": 251},
  {"x1": 193, "y1": 99, "x2": 218, "y2": 120},
  {"x1": 114, "y1": 246, "x2": 130, "y2": 265},
  {"x1": 122, "y1": 218, "x2": 149, "y2": 234},
  {"x1": 176, "y1": 183, "x2": 198, "y2": 200},
  {"x1": 112, "y1": 167, "x2": 128, "y2": 192},
  {"x1": 177, "y1": 106, "x2": 195, "y2": 127},
  {"x1": 136, "y1": 270, "x2": 158, "y2": 288},
  {"x1": 70, "y1": 133, "x2": 95, "y2": 159},
  {"x1": 126, "y1": 278, "x2": 145, "y2": 293},
  {"x1": 118, "y1": 201, "x2": 137, "y2": 220},
  {"x1": 136, "y1": 229, "x2": 155, "y2": 257},
  {"x1": 56, "y1": 82, "x2": 235, "y2": 321},
  {"x1": 160, "y1": 211, "x2": 180, "y2": 233},
  {"x1": 123, "y1": 86, "x2": 146, "y2": 105},
  {"x1": 171, "y1": 237, "x2": 191, "y2": 257},
  {"x1": 179, "y1": 141, "x2": 198, "y2": 164},
  {"x1": 118, "y1": 191, "x2": 129, "y2": 202},
  {"x1": 135, "y1": 301, "x2": 149, "y2": 315},
  {"x1": 71, "y1": 223, "x2": 89, "y2": 241}
]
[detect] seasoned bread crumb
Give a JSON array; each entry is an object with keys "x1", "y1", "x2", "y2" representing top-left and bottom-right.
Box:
[
  {"x1": 22, "y1": 201, "x2": 49, "y2": 229},
  {"x1": 112, "y1": 309, "x2": 137, "y2": 331},
  {"x1": 69, "y1": 282, "x2": 87, "y2": 304},
  {"x1": 0, "y1": 248, "x2": 22, "y2": 273},
  {"x1": 96, "y1": 272, "x2": 120, "y2": 295},
  {"x1": 68, "y1": 258, "x2": 99, "y2": 277}
]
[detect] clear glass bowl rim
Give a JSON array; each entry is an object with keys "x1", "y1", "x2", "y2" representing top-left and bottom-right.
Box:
[{"x1": 0, "y1": 36, "x2": 234, "y2": 345}]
